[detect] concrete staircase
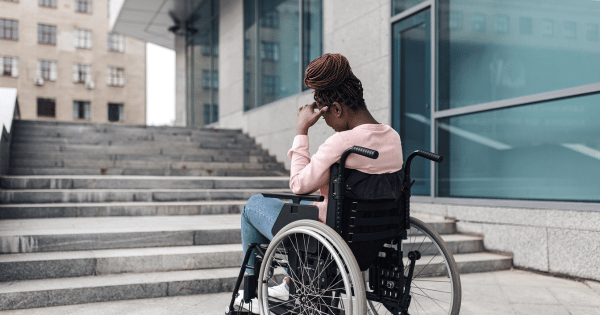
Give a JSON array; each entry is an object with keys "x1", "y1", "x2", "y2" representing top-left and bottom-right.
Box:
[{"x1": 0, "y1": 120, "x2": 512, "y2": 311}]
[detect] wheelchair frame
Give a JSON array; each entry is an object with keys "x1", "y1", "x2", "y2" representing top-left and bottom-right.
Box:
[{"x1": 226, "y1": 148, "x2": 461, "y2": 315}]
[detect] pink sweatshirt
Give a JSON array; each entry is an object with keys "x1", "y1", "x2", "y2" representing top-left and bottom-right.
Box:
[{"x1": 287, "y1": 124, "x2": 403, "y2": 223}]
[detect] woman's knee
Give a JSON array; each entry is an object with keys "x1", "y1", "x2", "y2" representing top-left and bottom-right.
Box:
[{"x1": 242, "y1": 194, "x2": 264, "y2": 217}]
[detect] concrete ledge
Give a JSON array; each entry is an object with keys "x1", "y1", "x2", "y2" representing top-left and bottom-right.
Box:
[{"x1": 413, "y1": 202, "x2": 600, "y2": 281}]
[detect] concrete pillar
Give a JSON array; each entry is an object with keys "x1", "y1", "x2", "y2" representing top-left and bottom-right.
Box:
[{"x1": 174, "y1": 34, "x2": 187, "y2": 127}]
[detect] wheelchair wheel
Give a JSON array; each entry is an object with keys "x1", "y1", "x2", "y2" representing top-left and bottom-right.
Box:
[
  {"x1": 367, "y1": 217, "x2": 461, "y2": 315},
  {"x1": 258, "y1": 219, "x2": 366, "y2": 315}
]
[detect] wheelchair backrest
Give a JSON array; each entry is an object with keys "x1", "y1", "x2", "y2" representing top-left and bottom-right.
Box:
[{"x1": 326, "y1": 164, "x2": 407, "y2": 270}]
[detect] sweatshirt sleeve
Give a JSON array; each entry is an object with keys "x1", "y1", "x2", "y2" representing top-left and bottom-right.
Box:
[{"x1": 287, "y1": 133, "x2": 346, "y2": 194}]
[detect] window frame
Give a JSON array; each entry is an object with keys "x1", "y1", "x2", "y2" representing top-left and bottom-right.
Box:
[
  {"x1": 107, "y1": 32, "x2": 125, "y2": 52},
  {"x1": 39, "y1": 0, "x2": 57, "y2": 8},
  {"x1": 37, "y1": 98, "x2": 56, "y2": 118},
  {"x1": 107, "y1": 66, "x2": 125, "y2": 87},
  {"x1": 76, "y1": 0, "x2": 93, "y2": 14},
  {"x1": 74, "y1": 28, "x2": 93, "y2": 49},
  {"x1": 38, "y1": 24, "x2": 57, "y2": 45},
  {"x1": 1, "y1": 19, "x2": 19, "y2": 41}
]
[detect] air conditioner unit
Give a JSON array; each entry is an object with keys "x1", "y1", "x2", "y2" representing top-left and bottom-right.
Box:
[
  {"x1": 85, "y1": 80, "x2": 95, "y2": 90},
  {"x1": 35, "y1": 77, "x2": 44, "y2": 86}
]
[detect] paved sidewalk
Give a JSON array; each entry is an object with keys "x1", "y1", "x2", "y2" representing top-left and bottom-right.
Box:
[{"x1": 1, "y1": 269, "x2": 599, "y2": 314}]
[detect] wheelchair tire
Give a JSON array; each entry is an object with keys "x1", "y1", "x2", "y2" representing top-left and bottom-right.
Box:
[
  {"x1": 367, "y1": 217, "x2": 461, "y2": 315},
  {"x1": 258, "y1": 219, "x2": 367, "y2": 315}
]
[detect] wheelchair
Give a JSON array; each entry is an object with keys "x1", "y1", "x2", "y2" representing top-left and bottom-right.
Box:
[{"x1": 226, "y1": 147, "x2": 462, "y2": 315}]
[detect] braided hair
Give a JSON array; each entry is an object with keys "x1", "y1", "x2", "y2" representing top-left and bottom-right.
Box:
[{"x1": 304, "y1": 53, "x2": 366, "y2": 112}]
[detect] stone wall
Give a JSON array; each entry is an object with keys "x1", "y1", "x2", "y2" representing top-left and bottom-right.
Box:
[{"x1": 412, "y1": 202, "x2": 600, "y2": 281}]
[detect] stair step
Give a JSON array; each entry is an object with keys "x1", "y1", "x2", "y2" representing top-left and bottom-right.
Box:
[
  {"x1": 8, "y1": 167, "x2": 289, "y2": 176},
  {"x1": 0, "y1": 201, "x2": 247, "y2": 218},
  {"x1": 0, "y1": 268, "x2": 240, "y2": 311},
  {"x1": 0, "y1": 244, "x2": 244, "y2": 281},
  {"x1": 0, "y1": 215, "x2": 242, "y2": 253},
  {"x1": 0, "y1": 252, "x2": 512, "y2": 311},
  {"x1": 409, "y1": 252, "x2": 512, "y2": 278},
  {"x1": 9, "y1": 151, "x2": 275, "y2": 163},
  {"x1": 11, "y1": 159, "x2": 284, "y2": 171},
  {"x1": 0, "y1": 215, "x2": 473, "y2": 254},
  {"x1": 10, "y1": 143, "x2": 266, "y2": 155},
  {"x1": 0, "y1": 188, "x2": 290, "y2": 204},
  {"x1": 1, "y1": 176, "x2": 290, "y2": 190}
]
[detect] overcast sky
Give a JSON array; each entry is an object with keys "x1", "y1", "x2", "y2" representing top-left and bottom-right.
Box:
[{"x1": 146, "y1": 43, "x2": 176, "y2": 126}]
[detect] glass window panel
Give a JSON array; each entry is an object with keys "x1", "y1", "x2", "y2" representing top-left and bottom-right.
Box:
[
  {"x1": 392, "y1": 10, "x2": 431, "y2": 195},
  {"x1": 391, "y1": 0, "x2": 427, "y2": 16},
  {"x1": 438, "y1": 0, "x2": 600, "y2": 111},
  {"x1": 437, "y1": 93, "x2": 600, "y2": 201},
  {"x1": 301, "y1": 0, "x2": 322, "y2": 90},
  {"x1": 185, "y1": 0, "x2": 218, "y2": 127},
  {"x1": 258, "y1": 0, "x2": 299, "y2": 106}
]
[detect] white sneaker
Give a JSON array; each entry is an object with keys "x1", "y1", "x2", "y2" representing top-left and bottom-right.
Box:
[
  {"x1": 233, "y1": 290, "x2": 260, "y2": 314},
  {"x1": 267, "y1": 281, "x2": 289, "y2": 301},
  {"x1": 233, "y1": 281, "x2": 289, "y2": 313}
]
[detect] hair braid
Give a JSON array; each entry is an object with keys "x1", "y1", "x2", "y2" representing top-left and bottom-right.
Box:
[{"x1": 304, "y1": 53, "x2": 366, "y2": 111}]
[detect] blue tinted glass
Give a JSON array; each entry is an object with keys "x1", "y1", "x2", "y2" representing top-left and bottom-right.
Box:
[
  {"x1": 392, "y1": 0, "x2": 427, "y2": 16},
  {"x1": 392, "y1": 10, "x2": 431, "y2": 195},
  {"x1": 437, "y1": 93, "x2": 600, "y2": 201},
  {"x1": 258, "y1": 0, "x2": 299, "y2": 106},
  {"x1": 302, "y1": 0, "x2": 322, "y2": 90},
  {"x1": 438, "y1": 0, "x2": 600, "y2": 110}
]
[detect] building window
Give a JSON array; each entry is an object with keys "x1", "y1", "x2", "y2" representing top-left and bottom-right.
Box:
[
  {"x1": 564, "y1": 21, "x2": 577, "y2": 39},
  {"x1": 73, "y1": 101, "x2": 90, "y2": 120},
  {"x1": 37, "y1": 98, "x2": 56, "y2": 117},
  {"x1": 1, "y1": 56, "x2": 18, "y2": 77},
  {"x1": 107, "y1": 66, "x2": 124, "y2": 87},
  {"x1": 203, "y1": 103, "x2": 218, "y2": 125},
  {"x1": 541, "y1": 19, "x2": 554, "y2": 37},
  {"x1": 201, "y1": 70, "x2": 218, "y2": 89},
  {"x1": 0, "y1": 19, "x2": 19, "y2": 41},
  {"x1": 38, "y1": 24, "x2": 56, "y2": 45},
  {"x1": 37, "y1": 60, "x2": 57, "y2": 81},
  {"x1": 74, "y1": 28, "x2": 93, "y2": 49},
  {"x1": 260, "y1": 10, "x2": 279, "y2": 28},
  {"x1": 587, "y1": 24, "x2": 599, "y2": 41},
  {"x1": 264, "y1": 75, "x2": 279, "y2": 95},
  {"x1": 519, "y1": 17, "x2": 532, "y2": 35},
  {"x1": 73, "y1": 63, "x2": 92, "y2": 83},
  {"x1": 472, "y1": 13, "x2": 486, "y2": 32},
  {"x1": 76, "y1": 0, "x2": 92, "y2": 13},
  {"x1": 39, "y1": 0, "x2": 56, "y2": 8},
  {"x1": 494, "y1": 14, "x2": 509, "y2": 34},
  {"x1": 244, "y1": 0, "x2": 322, "y2": 110},
  {"x1": 260, "y1": 42, "x2": 280, "y2": 61},
  {"x1": 107, "y1": 33, "x2": 125, "y2": 52},
  {"x1": 108, "y1": 103, "x2": 123, "y2": 122}
]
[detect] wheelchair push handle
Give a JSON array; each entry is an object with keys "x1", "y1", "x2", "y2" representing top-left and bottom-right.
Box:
[
  {"x1": 339, "y1": 146, "x2": 379, "y2": 172},
  {"x1": 412, "y1": 150, "x2": 443, "y2": 163},
  {"x1": 348, "y1": 146, "x2": 379, "y2": 159}
]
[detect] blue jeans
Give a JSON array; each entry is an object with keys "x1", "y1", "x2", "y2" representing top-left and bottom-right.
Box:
[{"x1": 241, "y1": 194, "x2": 310, "y2": 274}]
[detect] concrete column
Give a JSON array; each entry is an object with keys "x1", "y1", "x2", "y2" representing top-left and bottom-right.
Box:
[{"x1": 174, "y1": 34, "x2": 187, "y2": 127}]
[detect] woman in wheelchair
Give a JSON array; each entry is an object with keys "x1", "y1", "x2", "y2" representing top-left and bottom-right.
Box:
[{"x1": 230, "y1": 54, "x2": 461, "y2": 315}]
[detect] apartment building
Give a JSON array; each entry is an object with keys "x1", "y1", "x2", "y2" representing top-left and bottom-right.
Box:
[{"x1": 0, "y1": 0, "x2": 146, "y2": 124}]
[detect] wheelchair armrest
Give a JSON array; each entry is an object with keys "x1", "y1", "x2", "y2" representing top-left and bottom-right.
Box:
[{"x1": 261, "y1": 193, "x2": 324, "y2": 204}]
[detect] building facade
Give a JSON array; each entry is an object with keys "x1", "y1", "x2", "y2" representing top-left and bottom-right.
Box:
[
  {"x1": 112, "y1": 0, "x2": 600, "y2": 280},
  {"x1": 0, "y1": 0, "x2": 146, "y2": 125}
]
